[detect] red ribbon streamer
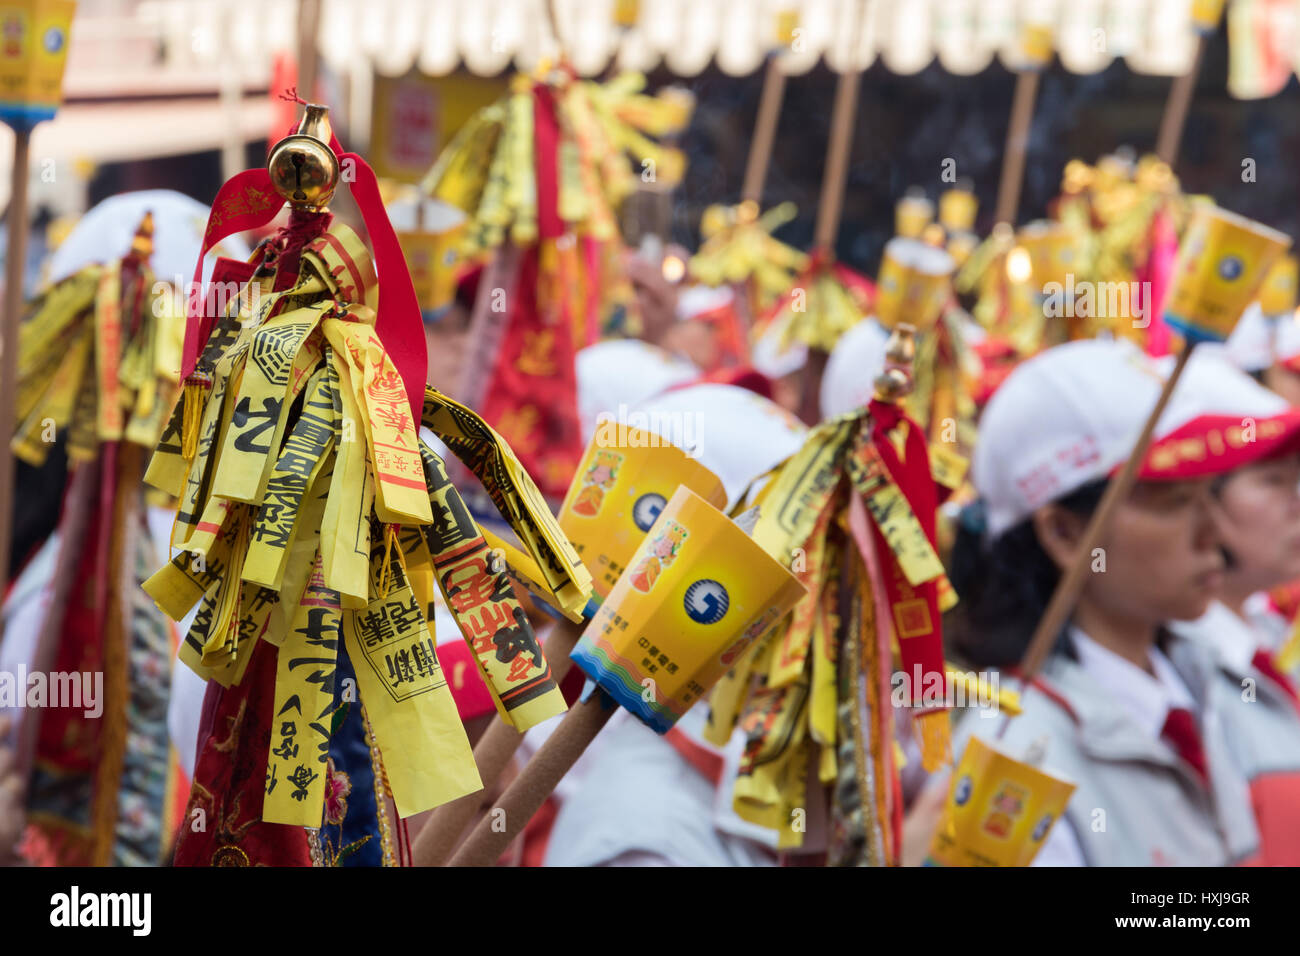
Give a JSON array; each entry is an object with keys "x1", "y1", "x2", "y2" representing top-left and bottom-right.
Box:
[{"x1": 181, "y1": 131, "x2": 428, "y2": 425}]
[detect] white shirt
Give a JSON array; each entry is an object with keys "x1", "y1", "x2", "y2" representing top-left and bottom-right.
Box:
[
  {"x1": 1173, "y1": 600, "x2": 1261, "y2": 678},
  {"x1": 1032, "y1": 628, "x2": 1197, "y2": 867}
]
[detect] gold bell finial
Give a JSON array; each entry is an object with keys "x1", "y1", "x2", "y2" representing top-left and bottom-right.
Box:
[
  {"x1": 267, "y1": 104, "x2": 341, "y2": 212},
  {"x1": 874, "y1": 323, "x2": 917, "y2": 402},
  {"x1": 130, "y1": 210, "x2": 155, "y2": 259}
]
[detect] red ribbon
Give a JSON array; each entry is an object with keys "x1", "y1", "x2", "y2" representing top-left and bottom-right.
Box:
[
  {"x1": 864, "y1": 399, "x2": 946, "y2": 712},
  {"x1": 182, "y1": 129, "x2": 428, "y2": 425}
]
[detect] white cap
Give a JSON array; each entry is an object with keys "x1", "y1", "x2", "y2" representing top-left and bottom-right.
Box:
[
  {"x1": 576, "y1": 339, "x2": 700, "y2": 441},
  {"x1": 1274, "y1": 313, "x2": 1300, "y2": 367},
  {"x1": 751, "y1": 310, "x2": 808, "y2": 379},
  {"x1": 1157, "y1": 348, "x2": 1288, "y2": 418},
  {"x1": 630, "y1": 383, "x2": 807, "y2": 509},
  {"x1": 1225, "y1": 304, "x2": 1273, "y2": 372},
  {"x1": 974, "y1": 339, "x2": 1242, "y2": 539},
  {"x1": 819, "y1": 317, "x2": 889, "y2": 419},
  {"x1": 48, "y1": 189, "x2": 251, "y2": 286},
  {"x1": 676, "y1": 283, "x2": 734, "y2": 320}
]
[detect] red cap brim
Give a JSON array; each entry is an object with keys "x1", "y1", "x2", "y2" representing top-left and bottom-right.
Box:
[{"x1": 1137, "y1": 410, "x2": 1300, "y2": 479}]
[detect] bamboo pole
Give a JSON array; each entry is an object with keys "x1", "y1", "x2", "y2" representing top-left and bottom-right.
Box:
[
  {"x1": 412, "y1": 613, "x2": 586, "y2": 866},
  {"x1": 797, "y1": 1, "x2": 865, "y2": 427},
  {"x1": 812, "y1": 65, "x2": 862, "y2": 252},
  {"x1": 0, "y1": 127, "x2": 32, "y2": 634},
  {"x1": 993, "y1": 69, "x2": 1041, "y2": 226},
  {"x1": 1155, "y1": 36, "x2": 1206, "y2": 167},
  {"x1": 296, "y1": 0, "x2": 322, "y2": 103},
  {"x1": 448, "y1": 689, "x2": 617, "y2": 867},
  {"x1": 741, "y1": 56, "x2": 788, "y2": 205}
]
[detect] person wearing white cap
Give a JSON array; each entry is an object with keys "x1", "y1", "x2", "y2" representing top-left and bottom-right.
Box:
[
  {"x1": 944, "y1": 338, "x2": 1290, "y2": 866},
  {"x1": 1162, "y1": 353, "x2": 1300, "y2": 863},
  {"x1": 1227, "y1": 304, "x2": 1300, "y2": 406}
]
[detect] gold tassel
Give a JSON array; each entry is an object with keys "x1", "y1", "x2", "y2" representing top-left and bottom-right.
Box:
[
  {"x1": 181, "y1": 379, "x2": 205, "y2": 462},
  {"x1": 916, "y1": 709, "x2": 953, "y2": 773}
]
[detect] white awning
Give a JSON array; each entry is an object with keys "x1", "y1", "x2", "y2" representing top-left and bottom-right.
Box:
[
  {"x1": 68, "y1": 0, "x2": 1217, "y2": 85},
  {"x1": 0, "y1": 96, "x2": 272, "y2": 217}
]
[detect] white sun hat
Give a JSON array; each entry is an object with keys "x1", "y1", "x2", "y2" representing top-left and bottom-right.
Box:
[
  {"x1": 576, "y1": 338, "x2": 700, "y2": 441},
  {"x1": 629, "y1": 382, "x2": 807, "y2": 508},
  {"x1": 973, "y1": 338, "x2": 1278, "y2": 540},
  {"x1": 47, "y1": 189, "x2": 251, "y2": 287},
  {"x1": 819, "y1": 317, "x2": 890, "y2": 420}
]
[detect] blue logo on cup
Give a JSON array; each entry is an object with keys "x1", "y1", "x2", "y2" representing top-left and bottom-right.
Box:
[
  {"x1": 953, "y1": 775, "x2": 973, "y2": 806},
  {"x1": 43, "y1": 27, "x2": 64, "y2": 54},
  {"x1": 1218, "y1": 255, "x2": 1244, "y2": 281},
  {"x1": 684, "y1": 579, "x2": 729, "y2": 624},
  {"x1": 1032, "y1": 814, "x2": 1053, "y2": 841},
  {"x1": 632, "y1": 492, "x2": 666, "y2": 532}
]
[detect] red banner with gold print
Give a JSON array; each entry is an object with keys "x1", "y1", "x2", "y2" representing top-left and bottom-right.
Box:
[{"x1": 475, "y1": 84, "x2": 583, "y2": 499}]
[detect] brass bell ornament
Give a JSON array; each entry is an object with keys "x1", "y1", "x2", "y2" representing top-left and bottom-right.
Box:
[{"x1": 267, "y1": 104, "x2": 341, "y2": 212}]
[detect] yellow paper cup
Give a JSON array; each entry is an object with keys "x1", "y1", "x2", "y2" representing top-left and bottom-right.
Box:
[
  {"x1": 1018, "y1": 220, "x2": 1081, "y2": 291},
  {"x1": 1165, "y1": 204, "x2": 1292, "y2": 343},
  {"x1": 939, "y1": 188, "x2": 978, "y2": 234},
  {"x1": 559, "y1": 427, "x2": 726, "y2": 601},
  {"x1": 0, "y1": 0, "x2": 75, "y2": 128},
  {"x1": 1258, "y1": 254, "x2": 1298, "y2": 318},
  {"x1": 1192, "y1": 0, "x2": 1226, "y2": 32},
  {"x1": 1019, "y1": 22, "x2": 1054, "y2": 69},
  {"x1": 874, "y1": 237, "x2": 955, "y2": 332},
  {"x1": 895, "y1": 194, "x2": 934, "y2": 240},
  {"x1": 397, "y1": 225, "x2": 465, "y2": 315},
  {"x1": 571, "y1": 486, "x2": 807, "y2": 733},
  {"x1": 927, "y1": 736, "x2": 1076, "y2": 867}
]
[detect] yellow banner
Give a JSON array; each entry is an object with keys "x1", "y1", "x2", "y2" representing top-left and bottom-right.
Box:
[
  {"x1": 341, "y1": 547, "x2": 481, "y2": 818},
  {"x1": 422, "y1": 385, "x2": 592, "y2": 619},
  {"x1": 263, "y1": 553, "x2": 341, "y2": 827}
]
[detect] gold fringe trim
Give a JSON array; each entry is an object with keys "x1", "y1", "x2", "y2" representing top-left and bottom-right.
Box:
[
  {"x1": 916, "y1": 709, "x2": 953, "y2": 773},
  {"x1": 181, "y1": 380, "x2": 205, "y2": 462}
]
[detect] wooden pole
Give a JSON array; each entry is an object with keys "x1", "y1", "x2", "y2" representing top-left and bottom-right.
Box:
[
  {"x1": 741, "y1": 56, "x2": 788, "y2": 205},
  {"x1": 1155, "y1": 36, "x2": 1206, "y2": 167},
  {"x1": 296, "y1": 0, "x2": 322, "y2": 103},
  {"x1": 449, "y1": 688, "x2": 618, "y2": 866},
  {"x1": 412, "y1": 614, "x2": 586, "y2": 866},
  {"x1": 812, "y1": 66, "x2": 862, "y2": 252},
  {"x1": 798, "y1": 1, "x2": 865, "y2": 427},
  {"x1": 993, "y1": 69, "x2": 1041, "y2": 226},
  {"x1": 0, "y1": 127, "x2": 32, "y2": 635},
  {"x1": 1010, "y1": 344, "x2": 1196, "y2": 694}
]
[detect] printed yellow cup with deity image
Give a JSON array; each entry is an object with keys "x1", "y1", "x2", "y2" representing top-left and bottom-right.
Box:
[
  {"x1": 1258, "y1": 254, "x2": 1298, "y2": 318},
  {"x1": 0, "y1": 0, "x2": 76, "y2": 128},
  {"x1": 927, "y1": 736, "x2": 1076, "y2": 867},
  {"x1": 559, "y1": 426, "x2": 726, "y2": 601},
  {"x1": 570, "y1": 486, "x2": 807, "y2": 733},
  {"x1": 874, "y1": 237, "x2": 955, "y2": 332},
  {"x1": 895, "y1": 192, "x2": 935, "y2": 239},
  {"x1": 1164, "y1": 203, "x2": 1292, "y2": 343}
]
